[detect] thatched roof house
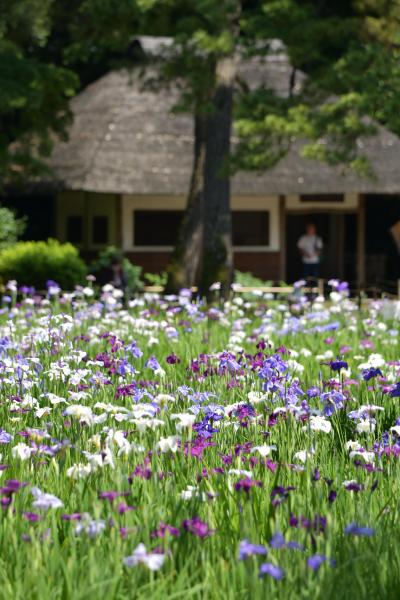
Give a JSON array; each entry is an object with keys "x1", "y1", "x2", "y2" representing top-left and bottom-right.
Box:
[
  {"x1": 50, "y1": 67, "x2": 400, "y2": 197},
  {"x1": 33, "y1": 38, "x2": 400, "y2": 285}
]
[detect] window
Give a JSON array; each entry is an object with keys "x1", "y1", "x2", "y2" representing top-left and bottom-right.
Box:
[
  {"x1": 301, "y1": 194, "x2": 343, "y2": 203},
  {"x1": 134, "y1": 210, "x2": 183, "y2": 246},
  {"x1": 67, "y1": 216, "x2": 83, "y2": 244},
  {"x1": 92, "y1": 216, "x2": 109, "y2": 244},
  {"x1": 133, "y1": 209, "x2": 270, "y2": 247},
  {"x1": 232, "y1": 211, "x2": 269, "y2": 246}
]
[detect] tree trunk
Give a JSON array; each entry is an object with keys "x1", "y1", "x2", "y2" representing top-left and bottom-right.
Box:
[
  {"x1": 200, "y1": 56, "x2": 235, "y2": 297},
  {"x1": 165, "y1": 112, "x2": 207, "y2": 292},
  {"x1": 166, "y1": 57, "x2": 237, "y2": 297}
]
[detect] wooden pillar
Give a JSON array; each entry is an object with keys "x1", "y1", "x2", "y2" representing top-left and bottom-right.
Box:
[
  {"x1": 279, "y1": 195, "x2": 286, "y2": 282},
  {"x1": 337, "y1": 213, "x2": 345, "y2": 280},
  {"x1": 115, "y1": 194, "x2": 123, "y2": 251},
  {"x1": 357, "y1": 195, "x2": 366, "y2": 290},
  {"x1": 83, "y1": 191, "x2": 90, "y2": 252}
]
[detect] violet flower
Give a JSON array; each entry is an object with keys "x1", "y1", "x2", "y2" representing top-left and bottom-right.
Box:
[
  {"x1": 344, "y1": 523, "x2": 375, "y2": 536},
  {"x1": 182, "y1": 516, "x2": 214, "y2": 539},
  {"x1": 234, "y1": 477, "x2": 263, "y2": 494},
  {"x1": 151, "y1": 522, "x2": 180, "y2": 539},
  {"x1": 239, "y1": 539, "x2": 267, "y2": 560},
  {"x1": 259, "y1": 562, "x2": 285, "y2": 580}
]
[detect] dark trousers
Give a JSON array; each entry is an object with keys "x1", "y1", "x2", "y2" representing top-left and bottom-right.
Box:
[{"x1": 303, "y1": 263, "x2": 319, "y2": 282}]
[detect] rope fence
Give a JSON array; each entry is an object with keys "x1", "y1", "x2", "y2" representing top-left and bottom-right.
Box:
[
  {"x1": 1, "y1": 279, "x2": 400, "y2": 301},
  {"x1": 142, "y1": 278, "x2": 400, "y2": 300}
]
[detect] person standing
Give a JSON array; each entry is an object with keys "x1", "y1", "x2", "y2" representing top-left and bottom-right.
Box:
[{"x1": 297, "y1": 222, "x2": 323, "y2": 282}]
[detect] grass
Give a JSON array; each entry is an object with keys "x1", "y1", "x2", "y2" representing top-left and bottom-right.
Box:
[{"x1": 0, "y1": 285, "x2": 399, "y2": 599}]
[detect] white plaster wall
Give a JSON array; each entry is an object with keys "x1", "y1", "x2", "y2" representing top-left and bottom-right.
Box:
[
  {"x1": 285, "y1": 193, "x2": 358, "y2": 211},
  {"x1": 56, "y1": 192, "x2": 117, "y2": 249},
  {"x1": 121, "y1": 195, "x2": 280, "y2": 252}
]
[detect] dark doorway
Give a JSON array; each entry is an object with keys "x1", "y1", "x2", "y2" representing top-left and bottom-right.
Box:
[
  {"x1": 365, "y1": 195, "x2": 400, "y2": 286},
  {"x1": 2, "y1": 194, "x2": 55, "y2": 241},
  {"x1": 285, "y1": 212, "x2": 357, "y2": 284}
]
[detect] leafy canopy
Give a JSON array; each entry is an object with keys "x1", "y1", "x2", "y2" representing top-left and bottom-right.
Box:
[{"x1": 0, "y1": 0, "x2": 77, "y2": 184}]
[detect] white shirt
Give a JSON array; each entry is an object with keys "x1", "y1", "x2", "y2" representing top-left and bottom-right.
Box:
[{"x1": 297, "y1": 234, "x2": 323, "y2": 264}]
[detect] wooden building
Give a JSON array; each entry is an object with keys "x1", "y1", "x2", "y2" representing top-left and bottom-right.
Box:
[{"x1": 14, "y1": 38, "x2": 400, "y2": 287}]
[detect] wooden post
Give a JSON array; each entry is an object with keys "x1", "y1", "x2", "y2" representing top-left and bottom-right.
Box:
[
  {"x1": 317, "y1": 278, "x2": 324, "y2": 297},
  {"x1": 397, "y1": 279, "x2": 400, "y2": 300},
  {"x1": 279, "y1": 195, "x2": 286, "y2": 282},
  {"x1": 356, "y1": 195, "x2": 366, "y2": 292},
  {"x1": 83, "y1": 192, "x2": 90, "y2": 253},
  {"x1": 115, "y1": 194, "x2": 123, "y2": 251},
  {"x1": 337, "y1": 213, "x2": 345, "y2": 280}
]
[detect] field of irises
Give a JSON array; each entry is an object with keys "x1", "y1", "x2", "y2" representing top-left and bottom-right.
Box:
[{"x1": 0, "y1": 279, "x2": 399, "y2": 599}]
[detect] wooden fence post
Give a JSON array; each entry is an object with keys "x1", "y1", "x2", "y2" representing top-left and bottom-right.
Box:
[{"x1": 317, "y1": 278, "x2": 324, "y2": 297}]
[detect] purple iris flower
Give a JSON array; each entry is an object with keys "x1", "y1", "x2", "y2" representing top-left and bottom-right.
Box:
[
  {"x1": 151, "y1": 522, "x2": 180, "y2": 538},
  {"x1": 269, "y1": 532, "x2": 285, "y2": 549},
  {"x1": 312, "y1": 468, "x2": 321, "y2": 481},
  {"x1": 166, "y1": 354, "x2": 180, "y2": 364},
  {"x1": 345, "y1": 523, "x2": 375, "y2": 536},
  {"x1": 270, "y1": 486, "x2": 295, "y2": 506},
  {"x1": 259, "y1": 355, "x2": 288, "y2": 380},
  {"x1": 61, "y1": 513, "x2": 82, "y2": 521},
  {"x1": 344, "y1": 481, "x2": 364, "y2": 492},
  {"x1": 307, "y1": 554, "x2": 327, "y2": 571},
  {"x1": 259, "y1": 563, "x2": 285, "y2": 580},
  {"x1": 328, "y1": 490, "x2": 337, "y2": 503},
  {"x1": 306, "y1": 387, "x2": 320, "y2": 399},
  {"x1": 98, "y1": 490, "x2": 130, "y2": 503},
  {"x1": 126, "y1": 341, "x2": 143, "y2": 358},
  {"x1": 182, "y1": 517, "x2": 214, "y2": 538},
  {"x1": 329, "y1": 360, "x2": 348, "y2": 372},
  {"x1": 0, "y1": 479, "x2": 27, "y2": 496},
  {"x1": 337, "y1": 281, "x2": 349, "y2": 292},
  {"x1": 1, "y1": 497, "x2": 11, "y2": 508},
  {"x1": 389, "y1": 382, "x2": 400, "y2": 398},
  {"x1": 321, "y1": 391, "x2": 345, "y2": 416},
  {"x1": 145, "y1": 356, "x2": 161, "y2": 372},
  {"x1": 234, "y1": 404, "x2": 256, "y2": 420},
  {"x1": 234, "y1": 477, "x2": 263, "y2": 494},
  {"x1": 239, "y1": 539, "x2": 267, "y2": 560},
  {"x1": 286, "y1": 541, "x2": 304, "y2": 550},
  {"x1": 0, "y1": 430, "x2": 13, "y2": 444},
  {"x1": 362, "y1": 367, "x2": 383, "y2": 381},
  {"x1": 23, "y1": 512, "x2": 41, "y2": 522},
  {"x1": 269, "y1": 531, "x2": 304, "y2": 551},
  {"x1": 193, "y1": 416, "x2": 219, "y2": 439},
  {"x1": 219, "y1": 353, "x2": 241, "y2": 373}
]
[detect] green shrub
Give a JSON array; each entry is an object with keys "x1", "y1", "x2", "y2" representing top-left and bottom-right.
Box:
[
  {"x1": 144, "y1": 271, "x2": 168, "y2": 287},
  {"x1": 234, "y1": 270, "x2": 273, "y2": 287},
  {"x1": 0, "y1": 239, "x2": 86, "y2": 290},
  {"x1": 0, "y1": 206, "x2": 26, "y2": 250},
  {"x1": 89, "y1": 246, "x2": 143, "y2": 292}
]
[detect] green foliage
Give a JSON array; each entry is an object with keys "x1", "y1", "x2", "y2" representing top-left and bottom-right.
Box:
[
  {"x1": 144, "y1": 271, "x2": 168, "y2": 287},
  {"x1": 0, "y1": 206, "x2": 26, "y2": 250},
  {"x1": 0, "y1": 239, "x2": 86, "y2": 289},
  {"x1": 234, "y1": 270, "x2": 273, "y2": 287},
  {"x1": 0, "y1": 293, "x2": 400, "y2": 597},
  {"x1": 90, "y1": 246, "x2": 143, "y2": 292},
  {"x1": 233, "y1": 0, "x2": 400, "y2": 174},
  {"x1": 0, "y1": 0, "x2": 78, "y2": 184}
]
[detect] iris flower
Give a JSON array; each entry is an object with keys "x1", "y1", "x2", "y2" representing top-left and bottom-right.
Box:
[
  {"x1": 124, "y1": 543, "x2": 165, "y2": 571},
  {"x1": 344, "y1": 523, "x2": 375, "y2": 536},
  {"x1": 259, "y1": 563, "x2": 285, "y2": 580},
  {"x1": 239, "y1": 540, "x2": 267, "y2": 560},
  {"x1": 31, "y1": 487, "x2": 63, "y2": 510}
]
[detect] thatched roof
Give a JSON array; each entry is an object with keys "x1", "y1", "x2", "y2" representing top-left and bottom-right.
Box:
[{"x1": 48, "y1": 38, "x2": 400, "y2": 196}]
